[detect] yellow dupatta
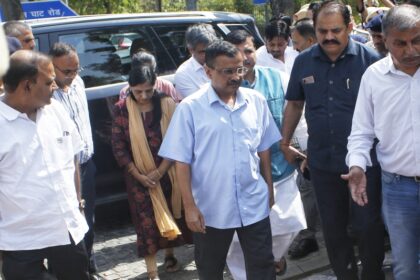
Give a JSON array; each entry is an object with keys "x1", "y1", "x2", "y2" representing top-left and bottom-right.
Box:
[{"x1": 126, "y1": 96, "x2": 181, "y2": 240}]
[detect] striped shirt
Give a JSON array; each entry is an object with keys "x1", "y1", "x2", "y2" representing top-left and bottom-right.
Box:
[{"x1": 53, "y1": 76, "x2": 93, "y2": 164}]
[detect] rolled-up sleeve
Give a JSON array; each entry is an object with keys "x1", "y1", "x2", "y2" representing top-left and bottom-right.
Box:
[{"x1": 285, "y1": 57, "x2": 305, "y2": 101}]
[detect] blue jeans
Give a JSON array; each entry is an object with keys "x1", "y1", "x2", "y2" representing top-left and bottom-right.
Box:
[{"x1": 381, "y1": 171, "x2": 420, "y2": 280}]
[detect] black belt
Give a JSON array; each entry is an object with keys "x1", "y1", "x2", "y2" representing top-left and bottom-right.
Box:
[{"x1": 400, "y1": 174, "x2": 420, "y2": 183}]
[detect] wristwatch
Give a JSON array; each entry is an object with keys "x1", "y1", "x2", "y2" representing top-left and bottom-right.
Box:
[{"x1": 79, "y1": 199, "x2": 86, "y2": 211}]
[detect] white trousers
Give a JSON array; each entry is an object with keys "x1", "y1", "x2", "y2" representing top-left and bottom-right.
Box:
[{"x1": 227, "y1": 231, "x2": 298, "y2": 280}]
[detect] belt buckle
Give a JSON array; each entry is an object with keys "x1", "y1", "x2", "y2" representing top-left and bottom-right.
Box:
[{"x1": 414, "y1": 176, "x2": 420, "y2": 183}]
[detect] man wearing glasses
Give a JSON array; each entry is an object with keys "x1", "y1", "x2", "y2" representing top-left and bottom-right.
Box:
[
  {"x1": 225, "y1": 30, "x2": 306, "y2": 278},
  {"x1": 159, "y1": 41, "x2": 280, "y2": 280},
  {"x1": 49, "y1": 43, "x2": 101, "y2": 280},
  {"x1": 3, "y1": 21, "x2": 35, "y2": 51}
]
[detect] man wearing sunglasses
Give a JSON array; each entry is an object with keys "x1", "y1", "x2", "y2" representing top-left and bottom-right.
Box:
[
  {"x1": 3, "y1": 21, "x2": 35, "y2": 51},
  {"x1": 49, "y1": 43, "x2": 101, "y2": 280}
]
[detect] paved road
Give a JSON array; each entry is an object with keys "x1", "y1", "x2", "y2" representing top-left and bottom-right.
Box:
[
  {"x1": 93, "y1": 221, "x2": 394, "y2": 280},
  {"x1": 0, "y1": 202, "x2": 394, "y2": 280}
]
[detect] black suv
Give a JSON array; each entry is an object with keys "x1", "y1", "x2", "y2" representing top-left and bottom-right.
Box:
[{"x1": 29, "y1": 11, "x2": 264, "y2": 206}]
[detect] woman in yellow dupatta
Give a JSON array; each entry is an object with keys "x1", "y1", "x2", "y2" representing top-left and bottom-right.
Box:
[{"x1": 111, "y1": 65, "x2": 189, "y2": 280}]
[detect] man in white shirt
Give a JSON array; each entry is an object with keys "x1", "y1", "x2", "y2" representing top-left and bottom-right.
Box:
[
  {"x1": 49, "y1": 42, "x2": 100, "y2": 279},
  {"x1": 0, "y1": 50, "x2": 89, "y2": 279},
  {"x1": 174, "y1": 23, "x2": 218, "y2": 99},
  {"x1": 256, "y1": 20, "x2": 299, "y2": 75},
  {"x1": 343, "y1": 5, "x2": 420, "y2": 280}
]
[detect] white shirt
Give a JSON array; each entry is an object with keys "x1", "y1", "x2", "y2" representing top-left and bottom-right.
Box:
[
  {"x1": 0, "y1": 99, "x2": 89, "y2": 250},
  {"x1": 174, "y1": 56, "x2": 210, "y2": 99},
  {"x1": 53, "y1": 76, "x2": 94, "y2": 164},
  {"x1": 256, "y1": 46, "x2": 299, "y2": 75},
  {"x1": 346, "y1": 56, "x2": 420, "y2": 176}
]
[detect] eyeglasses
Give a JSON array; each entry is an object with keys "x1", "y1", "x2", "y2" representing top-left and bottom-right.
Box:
[
  {"x1": 23, "y1": 37, "x2": 35, "y2": 43},
  {"x1": 213, "y1": 66, "x2": 248, "y2": 76},
  {"x1": 54, "y1": 64, "x2": 83, "y2": 76}
]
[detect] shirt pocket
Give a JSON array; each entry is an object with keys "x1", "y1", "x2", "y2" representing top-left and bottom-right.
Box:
[
  {"x1": 339, "y1": 76, "x2": 360, "y2": 106},
  {"x1": 302, "y1": 82, "x2": 326, "y2": 110}
]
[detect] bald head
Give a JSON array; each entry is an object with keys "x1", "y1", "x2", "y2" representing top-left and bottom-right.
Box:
[{"x1": 3, "y1": 50, "x2": 51, "y2": 93}]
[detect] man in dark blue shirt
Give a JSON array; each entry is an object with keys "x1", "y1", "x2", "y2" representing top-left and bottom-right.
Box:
[{"x1": 280, "y1": 1, "x2": 385, "y2": 279}]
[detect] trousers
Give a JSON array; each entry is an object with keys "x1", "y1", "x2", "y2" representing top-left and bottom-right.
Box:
[
  {"x1": 80, "y1": 158, "x2": 97, "y2": 271},
  {"x1": 310, "y1": 165, "x2": 385, "y2": 280},
  {"x1": 2, "y1": 236, "x2": 89, "y2": 280},
  {"x1": 381, "y1": 171, "x2": 420, "y2": 280},
  {"x1": 193, "y1": 217, "x2": 275, "y2": 280}
]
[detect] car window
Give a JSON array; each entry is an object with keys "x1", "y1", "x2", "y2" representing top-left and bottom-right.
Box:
[
  {"x1": 151, "y1": 24, "x2": 191, "y2": 67},
  {"x1": 220, "y1": 23, "x2": 264, "y2": 49},
  {"x1": 152, "y1": 24, "x2": 225, "y2": 67},
  {"x1": 58, "y1": 27, "x2": 171, "y2": 88}
]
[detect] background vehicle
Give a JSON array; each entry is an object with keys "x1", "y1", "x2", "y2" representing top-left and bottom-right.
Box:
[{"x1": 29, "y1": 11, "x2": 264, "y2": 207}]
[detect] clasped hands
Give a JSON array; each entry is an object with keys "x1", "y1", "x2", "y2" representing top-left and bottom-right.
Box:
[{"x1": 127, "y1": 163, "x2": 162, "y2": 188}]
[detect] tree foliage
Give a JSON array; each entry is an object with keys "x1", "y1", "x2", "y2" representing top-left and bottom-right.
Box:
[
  {"x1": 68, "y1": 0, "x2": 255, "y2": 15},
  {"x1": 1, "y1": 0, "x2": 24, "y2": 20},
  {"x1": 28, "y1": 0, "x2": 360, "y2": 26}
]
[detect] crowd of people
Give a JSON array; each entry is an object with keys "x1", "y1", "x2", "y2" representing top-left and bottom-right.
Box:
[{"x1": 0, "y1": 1, "x2": 419, "y2": 280}]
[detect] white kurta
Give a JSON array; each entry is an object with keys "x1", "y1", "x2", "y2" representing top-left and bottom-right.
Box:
[{"x1": 226, "y1": 173, "x2": 306, "y2": 280}]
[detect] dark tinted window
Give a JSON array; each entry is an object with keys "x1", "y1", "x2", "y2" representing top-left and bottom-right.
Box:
[
  {"x1": 58, "y1": 27, "x2": 174, "y2": 88},
  {"x1": 222, "y1": 24, "x2": 264, "y2": 48},
  {"x1": 152, "y1": 24, "x2": 191, "y2": 67},
  {"x1": 152, "y1": 24, "x2": 224, "y2": 67}
]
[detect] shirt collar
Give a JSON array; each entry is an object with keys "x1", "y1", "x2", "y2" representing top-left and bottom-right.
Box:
[
  {"x1": 55, "y1": 76, "x2": 79, "y2": 94},
  {"x1": 312, "y1": 37, "x2": 358, "y2": 60},
  {"x1": 264, "y1": 46, "x2": 291, "y2": 62},
  {"x1": 191, "y1": 56, "x2": 205, "y2": 72},
  {"x1": 242, "y1": 66, "x2": 261, "y2": 89},
  {"x1": 380, "y1": 55, "x2": 420, "y2": 77},
  {"x1": 207, "y1": 85, "x2": 248, "y2": 109},
  {"x1": 378, "y1": 55, "x2": 394, "y2": 75},
  {"x1": 0, "y1": 98, "x2": 29, "y2": 121}
]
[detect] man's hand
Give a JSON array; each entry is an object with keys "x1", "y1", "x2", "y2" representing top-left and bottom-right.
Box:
[
  {"x1": 341, "y1": 166, "x2": 368, "y2": 206},
  {"x1": 299, "y1": 158, "x2": 308, "y2": 173},
  {"x1": 184, "y1": 205, "x2": 206, "y2": 233},
  {"x1": 269, "y1": 195, "x2": 274, "y2": 208},
  {"x1": 280, "y1": 143, "x2": 306, "y2": 164}
]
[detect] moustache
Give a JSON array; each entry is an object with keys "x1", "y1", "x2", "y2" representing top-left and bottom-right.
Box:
[
  {"x1": 322, "y1": 39, "x2": 340, "y2": 45},
  {"x1": 228, "y1": 79, "x2": 241, "y2": 86},
  {"x1": 402, "y1": 55, "x2": 420, "y2": 62}
]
